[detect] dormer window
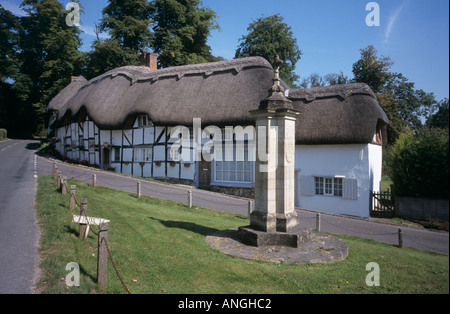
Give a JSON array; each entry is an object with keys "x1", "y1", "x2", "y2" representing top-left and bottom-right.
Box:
[{"x1": 137, "y1": 115, "x2": 150, "y2": 128}]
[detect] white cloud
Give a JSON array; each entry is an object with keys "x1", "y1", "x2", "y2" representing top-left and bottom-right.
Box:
[{"x1": 384, "y1": 3, "x2": 406, "y2": 43}]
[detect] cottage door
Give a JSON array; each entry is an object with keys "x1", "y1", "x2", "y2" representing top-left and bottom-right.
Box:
[
  {"x1": 198, "y1": 158, "x2": 211, "y2": 189},
  {"x1": 102, "y1": 147, "x2": 110, "y2": 170}
]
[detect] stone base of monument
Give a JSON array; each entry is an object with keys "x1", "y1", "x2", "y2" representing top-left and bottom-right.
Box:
[
  {"x1": 238, "y1": 225, "x2": 312, "y2": 248},
  {"x1": 206, "y1": 228, "x2": 348, "y2": 264}
]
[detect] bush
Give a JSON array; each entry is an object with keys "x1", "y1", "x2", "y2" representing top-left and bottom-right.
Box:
[
  {"x1": 389, "y1": 128, "x2": 449, "y2": 199},
  {"x1": 0, "y1": 128, "x2": 7, "y2": 139}
]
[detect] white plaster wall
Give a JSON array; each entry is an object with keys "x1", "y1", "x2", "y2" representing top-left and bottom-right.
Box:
[
  {"x1": 122, "y1": 163, "x2": 132, "y2": 176},
  {"x1": 294, "y1": 144, "x2": 375, "y2": 217},
  {"x1": 111, "y1": 130, "x2": 122, "y2": 146},
  {"x1": 167, "y1": 163, "x2": 180, "y2": 178},
  {"x1": 153, "y1": 163, "x2": 165, "y2": 177},
  {"x1": 153, "y1": 146, "x2": 166, "y2": 161},
  {"x1": 133, "y1": 129, "x2": 143, "y2": 146},
  {"x1": 368, "y1": 143, "x2": 383, "y2": 193},
  {"x1": 180, "y1": 163, "x2": 195, "y2": 180},
  {"x1": 143, "y1": 127, "x2": 154, "y2": 145}
]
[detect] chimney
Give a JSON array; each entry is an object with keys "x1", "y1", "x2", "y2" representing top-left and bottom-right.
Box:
[
  {"x1": 140, "y1": 52, "x2": 158, "y2": 71},
  {"x1": 71, "y1": 76, "x2": 79, "y2": 82}
]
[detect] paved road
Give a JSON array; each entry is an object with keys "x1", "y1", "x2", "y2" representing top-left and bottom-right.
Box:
[
  {"x1": 0, "y1": 139, "x2": 41, "y2": 294},
  {"x1": 37, "y1": 154, "x2": 449, "y2": 255}
]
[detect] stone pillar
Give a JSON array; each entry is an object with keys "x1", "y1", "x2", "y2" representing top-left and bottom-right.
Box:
[
  {"x1": 249, "y1": 56, "x2": 299, "y2": 233},
  {"x1": 239, "y1": 55, "x2": 307, "y2": 247}
]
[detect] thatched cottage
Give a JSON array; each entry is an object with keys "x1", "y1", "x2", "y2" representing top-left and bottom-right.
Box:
[{"x1": 47, "y1": 54, "x2": 388, "y2": 217}]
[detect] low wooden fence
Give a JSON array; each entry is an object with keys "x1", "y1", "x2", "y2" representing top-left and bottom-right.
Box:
[
  {"x1": 395, "y1": 196, "x2": 449, "y2": 221},
  {"x1": 371, "y1": 189, "x2": 449, "y2": 221}
]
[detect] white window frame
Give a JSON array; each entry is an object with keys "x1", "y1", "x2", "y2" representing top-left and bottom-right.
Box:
[
  {"x1": 213, "y1": 144, "x2": 253, "y2": 185},
  {"x1": 134, "y1": 147, "x2": 152, "y2": 162},
  {"x1": 315, "y1": 176, "x2": 343, "y2": 197}
]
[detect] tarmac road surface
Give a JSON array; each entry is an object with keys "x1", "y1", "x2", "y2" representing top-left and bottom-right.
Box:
[{"x1": 0, "y1": 139, "x2": 41, "y2": 294}]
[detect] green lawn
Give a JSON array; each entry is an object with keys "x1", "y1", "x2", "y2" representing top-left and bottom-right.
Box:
[{"x1": 34, "y1": 176, "x2": 449, "y2": 294}]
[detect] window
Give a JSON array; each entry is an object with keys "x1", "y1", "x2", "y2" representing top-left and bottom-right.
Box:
[
  {"x1": 214, "y1": 147, "x2": 252, "y2": 184},
  {"x1": 137, "y1": 115, "x2": 149, "y2": 128},
  {"x1": 113, "y1": 147, "x2": 120, "y2": 162},
  {"x1": 134, "y1": 148, "x2": 152, "y2": 162},
  {"x1": 315, "y1": 177, "x2": 343, "y2": 197}
]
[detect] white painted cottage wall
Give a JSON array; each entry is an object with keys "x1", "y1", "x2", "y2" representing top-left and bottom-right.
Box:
[{"x1": 294, "y1": 144, "x2": 381, "y2": 217}]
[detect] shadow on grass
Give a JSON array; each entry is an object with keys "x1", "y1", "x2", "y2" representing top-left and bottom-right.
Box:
[{"x1": 148, "y1": 216, "x2": 219, "y2": 236}]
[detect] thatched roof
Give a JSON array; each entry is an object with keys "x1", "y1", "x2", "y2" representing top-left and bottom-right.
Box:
[
  {"x1": 289, "y1": 83, "x2": 388, "y2": 144},
  {"x1": 48, "y1": 57, "x2": 388, "y2": 145}
]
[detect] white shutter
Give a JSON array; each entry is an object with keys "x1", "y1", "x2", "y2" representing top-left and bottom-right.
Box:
[
  {"x1": 300, "y1": 176, "x2": 315, "y2": 196},
  {"x1": 343, "y1": 178, "x2": 358, "y2": 200}
]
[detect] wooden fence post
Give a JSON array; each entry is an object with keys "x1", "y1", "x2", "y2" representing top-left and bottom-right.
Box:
[
  {"x1": 316, "y1": 212, "x2": 321, "y2": 231},
  {"x1": 57, "y1": 172, "x2": 61, "y2": 190},
  {"x1": 398, "y1": 228, "x2": 403, "y2": 248},
  {"x1": 188, "y1": 190, "x2": 192, "y2": 208},
  {"x1": 52, "y1": 162, "x2": 57, "y2": 179},
  {"x1": 97, "y1": 221, "x2": 109, "y2": 291},
  {"x1": 69, "y1": 185, "x2": 76, "y2": 211},
  {"x1": 137, "y1": 181, "x2": 141, "y2": 198},
  {"x1": 247, "y1": 200, "x2": 253, "y2": 217},
  {"x1": 61, "y1": 176, "x2": 67, "y2": 195},
  {"x1": 79, "y1": 198, "x2": 88, "y2": 239},
  {"x1": 92, "y1": 174, "x2": 96, "y2": 188}
]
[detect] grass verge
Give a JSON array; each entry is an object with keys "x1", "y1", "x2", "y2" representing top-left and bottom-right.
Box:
[{"x1": 34, "y1": 176, "x2": 449, "y2": 294}]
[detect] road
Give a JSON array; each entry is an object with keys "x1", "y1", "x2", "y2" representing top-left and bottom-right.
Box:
[{"x1": 0, "y1": 139, "x2": 40, "y2": 294}]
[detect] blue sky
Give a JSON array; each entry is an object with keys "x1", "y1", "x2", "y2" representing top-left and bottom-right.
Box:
[{"x1": 2, "y1": 0, "x2": 449, "y2": 101}]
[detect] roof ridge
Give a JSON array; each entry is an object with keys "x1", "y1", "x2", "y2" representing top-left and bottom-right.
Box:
[
  {"x1": 86, "y1": 56, "x2": 273, "y2": 87},
  {"x1": 288, "y1": 83, "x2": 376, "y2": 101}
]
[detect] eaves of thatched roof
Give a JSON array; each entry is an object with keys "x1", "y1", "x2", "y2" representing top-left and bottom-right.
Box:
[{"x1": 48, "y1": 57, "x2": 388, "y2": 145}]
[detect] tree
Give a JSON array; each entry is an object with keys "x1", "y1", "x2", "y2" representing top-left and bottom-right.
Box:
[
  {"x1": 389, "y1": 128, "x2": 449, "y2": 199},
  {"x1": 235, "y1": 14, "x2": 302, "y2": 87},
  {"x1": 151, "y1": 0, "x2": 220, "y2": 68},
  {"x1": 352, "y1": 45, "x2": 438, "y2": 143},
  {"x1": 299, "y1": 73, "x2": 324, "y2": 88},
  {"x1": 0, "y1": 5, "x2": 21, "y2": 83},
  {"x1": 426, "y1": 98, "x2": 449, "y2": 129},
  {"x1": 99, "y1": 0, "x2": 154, "y2": 53},
  {"x1": 352, "y1": 45, "x2": 393, "y2": 93},
  {"x1": 85, "y1": 39, "x2": 138, "y2": 80},
  {"x1": 2, "y1": 1, "x2": 85, "y2": 136},
  {"x1": 84, "y1": 0, "x2": 154, "y2": 78}
]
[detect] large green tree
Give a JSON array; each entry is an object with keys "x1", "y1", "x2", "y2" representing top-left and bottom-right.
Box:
[
  {"x1": 235, "y1": 14, "x2": 302, "y2": 88},
  {"x1": 85, "y1": 0, "x2": 154, "y2": 79},
  {"x1": 352, "y1": 45, "x2": 437, "y2": 143},
  {"x1": 0, "y1": 5, "x2": 21, "y2": 83},
  {"x1": 352, "y1": 45, "x2": 393, "y2": 94},
  {"x1": 99, "y1": 0, "x2": 154, "y2": 52},
  {"x1": 151, "y1": 0, "x2": 220, "y2": 68},
  {"x1": 18, "y1": 0, "x2": 84, "y2": 134}
]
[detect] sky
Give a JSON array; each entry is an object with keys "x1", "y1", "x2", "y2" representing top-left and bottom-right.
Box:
[{"x1": 2, "y1": 0, "x2": 449, "y2": 101}]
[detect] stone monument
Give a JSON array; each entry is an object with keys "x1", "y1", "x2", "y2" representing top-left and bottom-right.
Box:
[
  {"x1": 238, "y1": 55, "x2": 311, "y2": 247},
  {"x1": 206, "y1": 56, "x2": 348, "y2": 264}
]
